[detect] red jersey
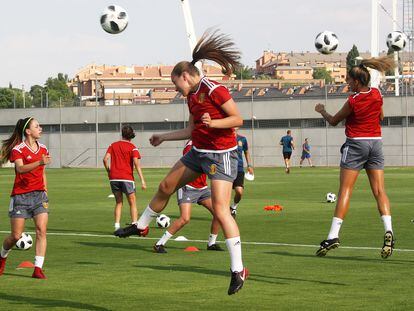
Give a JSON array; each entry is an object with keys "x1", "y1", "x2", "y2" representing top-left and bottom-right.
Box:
[
  {"x1": 187, "y1": 77, "x2": 237, "y2": 152},
  {"x1": 106, "y1": 141, "x2": 141, "y2": 181},
  {"x1": 10, "y1": 142, "x2": 48, "y2": 196},
  {"x1": 345, "y1": 88, "x2": 382, "y2": 139},
  {"x1": 183, "y1": 141, "x2": 207, "y2": 189}
]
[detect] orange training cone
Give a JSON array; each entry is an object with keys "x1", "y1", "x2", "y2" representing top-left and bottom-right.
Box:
[
  {"x1": 17, "y1": 261, "x2": 35, "y2": 269},
  {"x1": 184, "y1": 246, "x2": 199, "y2": 252}
]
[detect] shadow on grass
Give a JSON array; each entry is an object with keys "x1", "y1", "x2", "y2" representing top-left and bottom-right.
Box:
[
  {"x1": 133, "y1": 264, "x2": 346, "y2": 286},
  {"x1": 0, "y1": 292, "x2": 110, "y2": 311},
  {"x1": 76, "y1": 241, "x2": 157, "y2": 254},
  {"x1": 265, "y1": 250, "x2": 414, "y2": 264}
]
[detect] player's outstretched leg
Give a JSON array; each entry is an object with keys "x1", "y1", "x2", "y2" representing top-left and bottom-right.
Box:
[
  {"x1": 316, "y1": 238, "x2": 340, "y2": 257},
  {"x1": 381, "y1": 231, "x2": 395, "y2": 259}
]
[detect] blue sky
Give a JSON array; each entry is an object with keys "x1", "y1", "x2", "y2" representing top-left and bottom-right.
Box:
[{"x1": 0, "y1": 0, "x2": 401, "y2": 88}]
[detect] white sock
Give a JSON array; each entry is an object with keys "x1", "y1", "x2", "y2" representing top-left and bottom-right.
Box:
[
  {"x1": 137, "y1": 206, "x2": 158, "y2": 229},
  {"x1": 208, "y1": 234, "x2": 218, "y2": 246},
  {"x1": 34, "y1": 256, "x2": 45, "y2": 268},
  {"x1": 225, "y1": 236, "x2": 243, "y2": 272},
  {"x1": 231, "y1": 203, "x2": 238, "y2": 210},
  {"x1": 1, "y1": 246, "x2": 11, "y2": 258},
  {"x1": 381, "y1": 215, "x2": 393, "y2": 233},
  {"x1": 156, "y1": 231, "x2": 173, "y2": 246},
  {"x1": 327, "y1": 217, "x2": 343, "y2": 240},
  {"x1": 114, "y1": 223, "x2": 120, "y2": 230}
]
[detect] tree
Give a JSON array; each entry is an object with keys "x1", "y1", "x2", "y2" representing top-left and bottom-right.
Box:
[
  {"x1": 44, "y1": 73, "x2": 75, "y2": 106},
  {"x1": 312, "y1": 68, "x2": 333, "y2": 83},
  {"x1": 235, "y1": 66, "x2": 254, "y2": 80},
  {"x1": 0, "y1": 88, "x2": 26, "y2": 108},
  {"x1": 30, "y1": 85, "x2": 45, "y2": 108},
  {"x1": 346, "y1": 45, "x2": 360, "y2": 71}
]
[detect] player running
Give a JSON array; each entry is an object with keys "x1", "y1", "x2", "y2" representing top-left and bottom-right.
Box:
[
  {"x1": 114, "y1": 29, "x2": 248, "y2": 295},
  {"x1": 279, "y1": 130, "x2": 294, "y2": 173},
  {"x1": 153, "y1": 140, "x2": 223, "y2": 253},
  {"x1": 103, "y1": 125, "x2": 146, "y2": 232},
  {"x1": 0, "y1": 117, "x2": 51, "y2": 279},
  {"x1": 314, "y1": 56, "x2": 396, "y2": 259}
]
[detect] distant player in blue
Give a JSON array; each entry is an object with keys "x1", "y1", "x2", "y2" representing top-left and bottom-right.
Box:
[
  {"x1": 299, "y1": 138, "x2": 314, "y2": 167},
  {"x1": 230, "y1": 128, "x2": 254, "y2": 218},
  {"x1": 279, "y1": 130, "x2": 295, "y2": 173}
]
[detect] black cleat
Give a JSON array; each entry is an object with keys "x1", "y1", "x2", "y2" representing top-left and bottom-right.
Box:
[
  {"x1": 228, "y1": 267, "x2": 249, "y2": 295},
  {"x1": 114, "y1": 224, "x2": 149, "y2": 238},
  {"x1": 153, "y1": 244, "x2": 167, "y2": 254},
  {"x1": 381, "y1": 231, "x2": 395, "y2": 259},
  {"x1": 316, "y1": 238, "x2": 340, "y2": 257},
  {"x1": 207, "y1": 244, "x2": 224, "y2": 251}
]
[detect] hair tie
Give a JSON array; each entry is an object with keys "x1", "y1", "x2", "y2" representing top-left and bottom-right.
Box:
[
  {"x1": 190, "y1": 59, "x2": 196, "y2": 66},
  {"x1": 22, "y1": 117, "x2": 33, "y2": 139}
]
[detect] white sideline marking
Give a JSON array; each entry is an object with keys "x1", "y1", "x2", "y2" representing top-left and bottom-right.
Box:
[{"x1": 2, "y1": 230, "x2": 413, "y2": 253}]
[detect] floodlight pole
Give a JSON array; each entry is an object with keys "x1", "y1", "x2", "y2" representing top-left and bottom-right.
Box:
[
  {"x1": 371, "y1": 0, "x2": 380, "y2": 88},
  {"x1": 180, "y1": 0, "x2": 203, "y2": 74},
  {"x1": 393, "y1": 0, "x2": 400, "y2": 96}
]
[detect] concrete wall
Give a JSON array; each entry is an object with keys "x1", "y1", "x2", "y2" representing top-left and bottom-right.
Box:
[{"x1": 1, "y1": 95, "x2": 413, "y2": 168}]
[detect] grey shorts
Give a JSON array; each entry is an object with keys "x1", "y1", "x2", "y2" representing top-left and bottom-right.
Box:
[
  {"x1": 110, "y1": 180, "x2": 136, "y2": 195},
  {"x1": 180, "y1": 148, "x2": 238, "y2": 182},
  {"x1": 340, "y1": 138, "x2": 384, "y2": 170},
  {"x1": 177, "y1": 186, "x2": 211, "y2": 205},
  {"x1": 9, "y1": 191, "x2": 49, "y2": 219}
]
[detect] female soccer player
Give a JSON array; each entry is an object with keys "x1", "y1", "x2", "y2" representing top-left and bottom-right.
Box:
[
  {"x1": 115, "y1": 29, "x2": 248, "y2": 295},
  {"x1": 153, "y1": 140, "x2": 222, "y2": 253},
  {"x1": 103, "y1": 125, "x2": 146, "y2": 232},
  {"x1": 230, "y1": 128, "x2": 254, "y2": 218},
  {"x1": 0, "y1": 117, "x2": 51, "y2": 279},
  {"x1": 314, "y1": 56, "x2": 396, "y2": 259}
]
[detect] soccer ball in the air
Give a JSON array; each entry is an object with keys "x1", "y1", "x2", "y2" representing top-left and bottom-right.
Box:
[
  {"x1": 156, "y1": 214, "x2": 171, "y2": 228},
  {"x1": 15, "y1": 232, "x2": 33, "y2": 250},
  {"x1": 326, "y1": 192, "x2": 337, "y2": 203},
  {"x1": 100, "y1": 5, "x2": 129, "y2": 34},
  {"x1": 386, "y1": 31, "x2": 408, "y2": 52},
  {"x1": 315, "y1": 31, "x2": 339, "y2": 55}
]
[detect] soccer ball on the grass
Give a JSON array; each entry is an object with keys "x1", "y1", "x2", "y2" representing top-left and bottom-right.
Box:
[
  {"x1": 15, "y1": 232, "x2": 33, "y2": 250},
  {"x1": 326, "y1": 192, "x2": 337, "y2": 203},
  {"x1": 386, "y1": 31, "x2": 408, "y2": 52},
  {"x1": 315, "y1": 31, "x2": 339, "y2": 54},
  {"x1": 156, "y1": 214, "x2": 171, "y2": 228},
  {"x1": 100, "y1": 5, "x2": 128, "y2": 34}
]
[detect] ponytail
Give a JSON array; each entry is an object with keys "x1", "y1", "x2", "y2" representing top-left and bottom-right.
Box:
[
  {"x1": 172, "y1": 29, "x2": 241, "y2": 77},
  {"x1": 348, "y1": 55, "x2": 396, "y2": 87},
  {"x1": 0, "y1": 117, "x2": 32, "y2": 165}
]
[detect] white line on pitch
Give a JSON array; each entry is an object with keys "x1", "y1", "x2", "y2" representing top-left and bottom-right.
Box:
[{"x1": 2, "y1": 230, "x2": 413, "y2": 253}]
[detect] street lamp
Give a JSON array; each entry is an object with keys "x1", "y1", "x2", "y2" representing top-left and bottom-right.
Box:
[{"x1": 95, "y1": 71, "x2": 103, "y2": 168}]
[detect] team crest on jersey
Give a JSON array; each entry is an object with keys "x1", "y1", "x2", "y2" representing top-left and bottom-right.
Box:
[
  {"x1": 209, "y1": 164, "x2": 217, "y2": 175},
  {"x1": 198, "y1": 93, "x2": 205, "y2": 103}
]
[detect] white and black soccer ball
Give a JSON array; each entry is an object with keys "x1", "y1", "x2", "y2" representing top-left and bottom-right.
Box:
[
  {"x1": 100, "y1": 5, "x2": 129, "y2": 34},
  {"x1": 156, "y1": 214, "x2": 171, "y2": 228},
  {"x1": 15, "y1": 232, "x2": 33, "y2": 250},
  {"x1": 315, "y1": 31, "x2": 339, "y2": 55},
  {"x1": 326, "y1": 192, "x2": 337, "y2": 203},
  {"x1": 386, "y1": 31, "x2": 408, "y2": 52}
]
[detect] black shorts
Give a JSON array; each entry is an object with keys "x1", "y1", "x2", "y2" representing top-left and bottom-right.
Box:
[
  {"x1": 233, "y1": 171, "x2": 245, "y2": 189},
  {"x1": 283, "y1": 152, "x2": 292, "y2": 159}
]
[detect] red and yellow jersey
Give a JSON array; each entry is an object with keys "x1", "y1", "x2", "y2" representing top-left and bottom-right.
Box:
[
  {"x1": 106, "y1": 140, "x2": 141, "y2": 181},
  {"x1": 187, "y1": 77, "x2": 237, "y2": 152},
  {"x1": 10, "y1": 142, "x2": 48, "y2": 196},
  {"x1": 183, "y1": 140, "x2": 207, "y2": 189},
  {"x1": 345, "y1": 87, "x2": 382, "y2": 139}
]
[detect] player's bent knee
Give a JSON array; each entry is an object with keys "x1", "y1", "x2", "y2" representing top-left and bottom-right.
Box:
[{"x1": 158, "y1": 180, "x2": 175, "y2": 196}]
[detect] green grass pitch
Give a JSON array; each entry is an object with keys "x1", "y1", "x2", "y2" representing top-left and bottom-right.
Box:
[{"x1": 0, "y1": 167, "x2": 413, "y2": 310}]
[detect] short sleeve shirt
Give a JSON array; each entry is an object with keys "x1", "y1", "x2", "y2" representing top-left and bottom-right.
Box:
[{"x1": 106, "y1": 141, "x2": 141, "y2": 181}]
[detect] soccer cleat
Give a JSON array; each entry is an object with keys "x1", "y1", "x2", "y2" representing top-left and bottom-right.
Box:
[
  {"x1": 228, "y1": 267, "x2": 249, "y2": 295},
  {"x1": 381, "y1": 231, "x2": 395, "y2": 259},
  {"x1": 230, "y1": 208, "x2": 237, "y2": 219},
  {"x1": 153, "y1": 244, "x2": 167, "y2": 254},
  {"x1": 114, "y1": 224, "x2": 149, "y2": 238},
  {"x1": 316, "y1": 238, "x2": 340, "y2": 257},
  {"x1": 207, "y1": 244, "x2": 224, "y2": 251},
  {"x1": 32, "y1": 267, "x2": 47, "y2": 279},
  {"x1": 0, "y1": 256, "x2": 7, "y2": 276}
]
